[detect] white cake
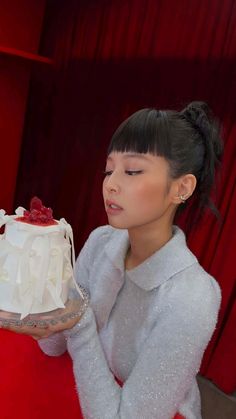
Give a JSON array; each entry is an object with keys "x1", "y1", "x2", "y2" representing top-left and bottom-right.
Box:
[{"x1": 0, "y1": 199, "x2": 78, "y2": 319}]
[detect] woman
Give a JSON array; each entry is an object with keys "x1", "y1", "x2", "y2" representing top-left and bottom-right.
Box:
[{"x1": 3, "y1": 102, "x2": 223, "y2": 418}]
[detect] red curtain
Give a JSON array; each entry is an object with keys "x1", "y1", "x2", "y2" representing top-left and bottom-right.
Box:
[
  {"x1": 0, "y1": 0, "x2": 46, "y2": 212},
  {"x1": 5, "y1": 0, "x2": 235, "y2": 417}
]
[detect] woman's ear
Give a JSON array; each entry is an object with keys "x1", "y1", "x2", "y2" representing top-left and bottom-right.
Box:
[{"x1": 172, "y1": 174, "x2": 197, "y2": 204}]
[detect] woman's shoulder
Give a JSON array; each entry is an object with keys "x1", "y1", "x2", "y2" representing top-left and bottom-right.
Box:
[
  {"x1": 75, "y1": 225, "x2": 120, "y2": 278},
  {"x1": 168, "y1": 226, "x2": 222, "y2": 305},
  {"x1": 165, "y1": 261, "x2": 222, "y2": 323},
  {"x1": 83, "y1": 224, "x2": 122, "y2": 257},
  {"x1": 152, "y1": 263, "x2": 222, "y2": 349},
  {"x1": 86, "y1": 224, "x2": 118, "y2": 244}
]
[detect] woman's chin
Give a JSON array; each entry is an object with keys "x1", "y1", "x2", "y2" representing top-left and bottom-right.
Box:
[{"x1": 107, "y1": 217, "x2": 130, "y2": 230}]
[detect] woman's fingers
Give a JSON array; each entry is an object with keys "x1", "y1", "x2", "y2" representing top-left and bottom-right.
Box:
[
  {"x1": 0, "y1": 323, "x2": 53, "y2": 339},
  {"x1": 0, "y1": 314, "x2": 81, "y2": 338},
  {"x1": 0, "y1": 307, "x2": 84, "y2": 338}
]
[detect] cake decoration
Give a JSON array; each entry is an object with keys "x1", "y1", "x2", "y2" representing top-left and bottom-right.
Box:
[{"x1": 16, "y1": 197, "x2": 57, "y2": 225}]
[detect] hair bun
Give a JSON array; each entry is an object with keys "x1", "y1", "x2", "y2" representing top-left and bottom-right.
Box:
[
  {"x1": 181, "y1": 101, "x2": 211, "y2": 136},
  {"x1": 181, "y1": 101, "x2": 223, "y2": 161}
]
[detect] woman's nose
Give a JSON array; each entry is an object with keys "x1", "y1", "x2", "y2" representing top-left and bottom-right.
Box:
[{"x1": 105, "y1": 173, "x2": 120, "y2": 193}]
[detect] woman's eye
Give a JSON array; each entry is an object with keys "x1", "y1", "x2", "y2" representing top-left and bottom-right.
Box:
[
  {"x1": 103, "y1": 170, "x2": 113, "y2": 176},
  {"x1": 126, "y1": 170, "x2": 143, "y2": 176},
  {"x1": 103, "y1": 170, "x2": 143, "y2": 176}
]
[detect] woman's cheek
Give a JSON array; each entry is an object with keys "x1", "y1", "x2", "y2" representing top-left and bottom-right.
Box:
[{"x1": 135, "y1": 181, "x2": 164, "y2": 205}]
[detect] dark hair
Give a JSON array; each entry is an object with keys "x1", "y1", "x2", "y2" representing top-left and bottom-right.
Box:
[{"x1": 107, "y1": 101, "x2": 224, "y2": 227}]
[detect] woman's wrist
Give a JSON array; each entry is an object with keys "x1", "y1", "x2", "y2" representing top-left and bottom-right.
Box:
[{"x1": 63, "y1": 305, "x2": 92, "y2": 339}]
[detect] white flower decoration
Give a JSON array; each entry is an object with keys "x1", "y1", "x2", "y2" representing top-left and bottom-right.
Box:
[
  {"x1": 15, "y1": 207, "x2": 26, "y2": 217},
  {"x1": 0, "y1": 209, "x2": 9, "y2": 228}
]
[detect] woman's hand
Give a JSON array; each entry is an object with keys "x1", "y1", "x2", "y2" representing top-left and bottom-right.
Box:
[{"x1": 0, "y1": 309, "x2": 84, "y2": 341}]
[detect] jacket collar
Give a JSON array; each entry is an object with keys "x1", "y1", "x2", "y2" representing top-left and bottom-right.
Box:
[{"x1": 104, "y1": 225, "x2": 197, "y2": 291}]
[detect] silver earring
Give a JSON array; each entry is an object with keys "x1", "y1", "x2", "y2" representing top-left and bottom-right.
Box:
[{"x1": 179, "y1": 195, "x2": 187, "y2": 203}]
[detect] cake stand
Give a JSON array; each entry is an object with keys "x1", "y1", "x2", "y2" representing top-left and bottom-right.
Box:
[{"x1": 0, "y1": 286, "x2": 89, "y2": 328}]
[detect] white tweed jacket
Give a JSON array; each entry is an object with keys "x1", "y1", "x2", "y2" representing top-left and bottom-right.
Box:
[{"x1": 38, "y1": 225, "x2": 221, "y2": 419}]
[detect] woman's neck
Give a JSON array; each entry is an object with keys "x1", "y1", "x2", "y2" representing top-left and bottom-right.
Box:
[{"x1": 125, "y1": 221, "x2": 173, "y2": 270}]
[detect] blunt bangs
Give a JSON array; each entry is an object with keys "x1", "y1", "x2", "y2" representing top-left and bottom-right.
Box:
[{"x1": 107, "y1": 108, "x2": 174, "y2": 159}]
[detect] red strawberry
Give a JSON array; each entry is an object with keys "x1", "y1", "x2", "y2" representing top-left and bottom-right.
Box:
[
  {"x1": 30, "y1": 197, "x2": 43, "y2": 211},
  {"x1": 18, "y1": 197, "x2": 56, "y2": 225}
]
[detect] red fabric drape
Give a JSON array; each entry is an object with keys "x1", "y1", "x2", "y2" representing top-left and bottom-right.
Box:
[
  {"x1": 1, "y1": 1, "x2": 234, "y2": 418},
  {"x1": 0, "y1": 0, "x2": 46, "y2": 212},
  {"x1": 0, "y1": 329, "x2": 83, "y2": 419}
]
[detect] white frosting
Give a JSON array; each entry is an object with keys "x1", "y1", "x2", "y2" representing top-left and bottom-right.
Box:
[{"x1": 0, "y1": 214, "x2": 75, "y2": 319}]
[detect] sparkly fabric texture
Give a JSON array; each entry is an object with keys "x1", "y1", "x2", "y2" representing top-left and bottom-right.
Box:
[{"x1": 38, "y1": 225, "x2": 221, "y2": 419}]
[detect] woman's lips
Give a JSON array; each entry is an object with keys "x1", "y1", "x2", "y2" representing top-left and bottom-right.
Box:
[{"x1": 105, "y1": 200, "x2": 124, "y2": 215}]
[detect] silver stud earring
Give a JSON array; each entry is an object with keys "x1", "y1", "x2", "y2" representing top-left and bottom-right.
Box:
[{"x1": 179, "y1": 195, "x2": 187, "y2": 203}]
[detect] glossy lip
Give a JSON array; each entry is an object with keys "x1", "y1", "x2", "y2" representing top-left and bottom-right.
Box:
[
  {"x1": 105, "y1": 199, "x2": 123, "y2": 209},
  {"x1": 105, "y1": 199, "x2": 124, "y2": 215}
]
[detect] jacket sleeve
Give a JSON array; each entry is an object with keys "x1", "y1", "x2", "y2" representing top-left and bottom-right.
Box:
[{"x1": 62, "y1": 274, "x2": 221, "y2": 419}]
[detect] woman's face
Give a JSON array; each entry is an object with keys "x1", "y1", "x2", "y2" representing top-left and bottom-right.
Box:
[{"x1": 102, "y1": 151, "x2": 177, "y2": 230}]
